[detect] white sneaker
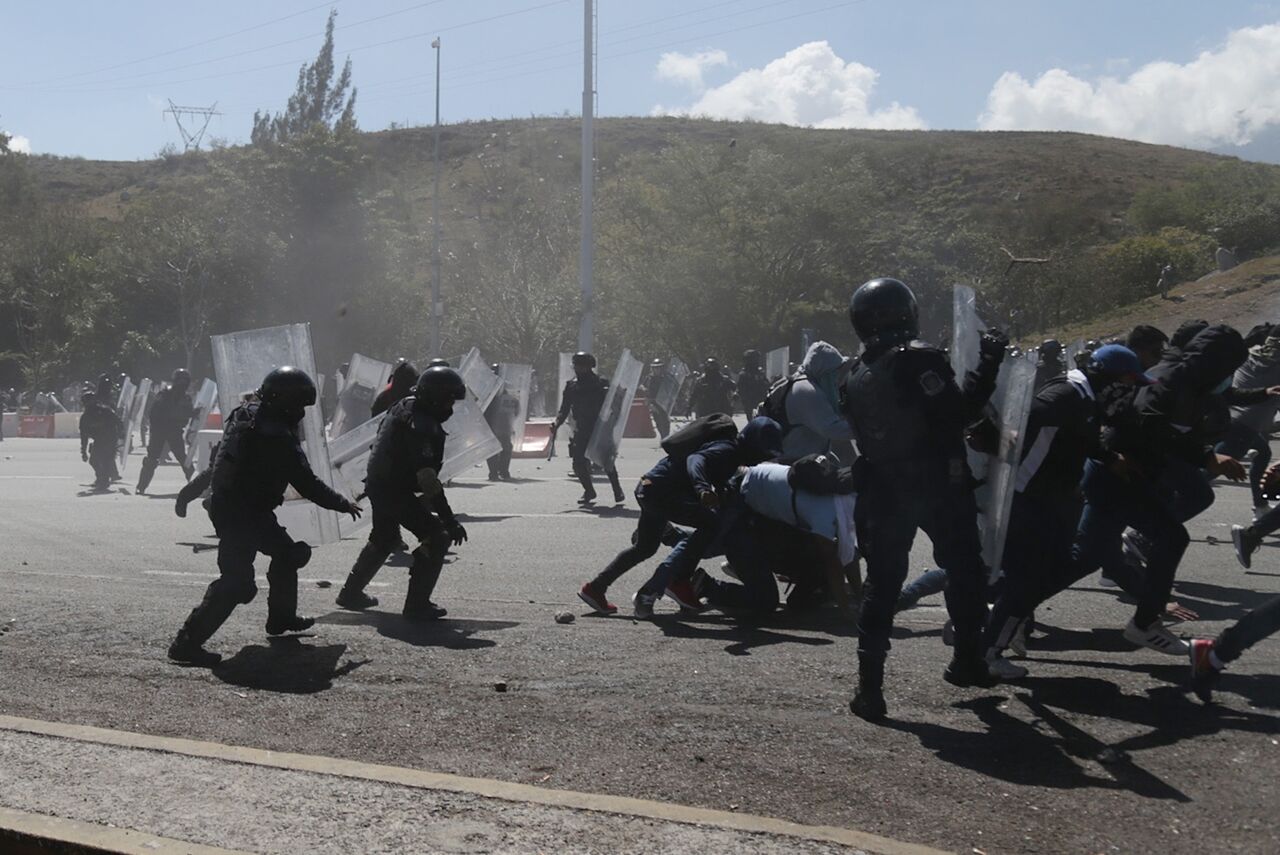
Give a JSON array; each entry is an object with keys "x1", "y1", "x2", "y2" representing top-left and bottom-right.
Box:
[
  {"x1": 1253, "y1": 503, "x2": 1271, "y2": 522},
  {"x1": 1233, "y1": 524, "x2": 1258, "y2": 570},
  {"x1": 1098, "y1": 574, "x2": 1119, "y2": 589},
  {"x1": 1123, "y1": 618, "x2": 1189, "y2": 655},
  {"x1": 986, "y1": 653, "x2": 1028, "y2": 681},
  {"x1": 632, "y1": 591, "x2": 658, "y2": 619}
]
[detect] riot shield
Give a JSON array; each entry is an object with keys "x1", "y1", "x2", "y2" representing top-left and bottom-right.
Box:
[
  {"x1": 328, "y1": 414, "x2": 383, "y2": 536},
  {"x1": 330, "y1": 353, "x2": 391, "y2": 438},
  {"x1": 184, "y1": 379, "x2": 218, "y2": 465},
  {"x1": 765, "y1": 346, "x2": 790, "y2": 383},
  {"x1": 124, "y1": 379, "x2": 152, "y2": 467},
  {"x1": 950, "y1": 284, "x2": 1035, "y2": 577},
  {"x1": 587, "y1": 349, "x2": 643, "y2": 469},
  {"x1": 458, "y1": 348, "x2": 503, "y2": 411},
  {"x1": 440, "y1": 397, "x2": 502, "y2": 482},
  {"x1": 115, "y1": 379, "x2": 136, "y2": 473},
  {"x1": 498, "y1": 363, "x2": 533, "y2": 453},
  {"x1": 651, "y1": 358, "x2": 689, "y2": 415},
  {"x1": 556, "y1": 352, "x2": 574, "y2": 420},
  {"x1": 209, "y1": 323, "x2": 342, "y2": 545}
]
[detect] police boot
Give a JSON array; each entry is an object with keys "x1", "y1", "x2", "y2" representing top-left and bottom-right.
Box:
[
  {"x1": 169, "y1": 585, "x2": 236, "y2": 667},
  {"x1": 336, "y1": 542, "x2": 386, "y2": 610},
  {"x1": 573, "y1": 459, "x2": 597, "y2": 504},
  {"x1": 607, "y1": 468, "x2": 625, "y2": 504},
  {"x1": 944, "y1": 635, "x2": 998, "y2": 689},
  {"x1": 136, "y1": 456, "x2": 158, "y2": 495},
  {"x1": 849, "y1": 652, "x2": 887, "y2": 722},
  {"x1": 403, "y1": 546, "x2": 447, "y2": 622},
  {"x1": 266, "y1": 556, "x2": 314, "y2": 636}
]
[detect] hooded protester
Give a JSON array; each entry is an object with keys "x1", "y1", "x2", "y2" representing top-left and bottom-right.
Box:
[{"x1": 774, "y1": 341, "x2": 856, "y2": 462}]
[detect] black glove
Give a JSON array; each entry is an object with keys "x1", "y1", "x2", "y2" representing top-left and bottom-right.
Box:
[
  {"x1": 175, "y1": 497, "x2": 188, "y2": 518},
  {"x1": 81, "y1": 448, "x2": 89, "y2": 462},
  {"x1": 980, "y1": 328, "x2": 1010, "y2": 363},
  {"x1": 447, "y1": 521, "x2": 468, "y2": 545},
  {"x1": 344, "y1": 500, "x2": 363, "y2": 521}
]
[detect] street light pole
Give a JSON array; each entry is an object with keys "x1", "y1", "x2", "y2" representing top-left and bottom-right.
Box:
[
  {"x1": 430, "y1": 36, "x2": 443, "y2": 357},
  {"x1": 578, "y1": 0, "x2": 594, "y2": 352}
]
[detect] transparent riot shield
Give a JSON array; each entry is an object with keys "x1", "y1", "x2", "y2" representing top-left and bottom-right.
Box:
[
  {"x1": 210, "y1": 323, "x2": 342, "y2": 545},
  {"x1": 328, "y1": 414, "x2": 383, "y2": 536},
  {"x1": 124, "y1": 379, "x2": 152, "y2": 467},
  {"x1": 440, "y1": 397, "x2": 502, "y2": 482},
  {"x1": 651, "y1": 357, "x2": 689, "y2": 416},
  {"x1": 115, "y1": 379, "x2": 136, "y2": 473},
  {"x1": 765, "y1": 346, "x2": 790, "y2": 383},
  {"x1": 587, "y1": 349, "x2": 644, "y2": 469},
  {"x1": 184, "y1": 379, "x2": 218, "y2": 465},
  {"x1": 330, "y1": 353, "x2": 391, "y2": 438},
  {"x1": 458, "y1": 347, "x2": 503, "y2": 411},
  {"x1": 498, "y1": 363, "x2": 533, "y2": 453},
  {"x1": 950, "y1": 284, "x2": 1035, "y2": 577},
  {"x1": 556, "y1": 352, "x2": 574, "y2": 420}
]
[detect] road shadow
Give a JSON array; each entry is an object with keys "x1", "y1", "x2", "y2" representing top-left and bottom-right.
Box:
[
  {"x1": 214, "y1": 638, "x2": 367, "y2": 694},
  {"x1": 654, "y1": 613, "x2": 834, "y2": 656},
  {"x1": 885, "y1": 689, "x2": 1191, "y2": 802},
  {"x1": 1020, "y1": 624, "x2": 1136, "y2": 654},
  {"x1": 1167, "y1": 580, "x2": 1278, "y2": 622},
  {"x1": 1040, "y1": 657, "x2": 1280, "y2": 710},
  {"x1": 319, "y1": 609, "x2": 516, "y2": 650}
]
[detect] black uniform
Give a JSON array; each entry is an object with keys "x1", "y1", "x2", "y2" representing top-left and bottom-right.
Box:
[
  {"x1": 557, "y1": 372, "x2": 623, "y2": 503},
  {"x1": 338, "y1": 396, "x2": 465, "y2": 617},
  {"x1": 173, "y1": 403, "x2": 353, "y2": 649},
  {"x1": 485, "y1": 386, "x2": 520, "y2": 480},
  {"x1": 844, "y1": 340, "x2": 1000, "y2": 680},
  {"x1": 80, "y1": 401, "x2": 123, "y2": 489},
  {"x1": 690, "y1": 371, "x2": 736, "y2": 418},
  {"x1": 138, "y1": 384, "x2": 195, "y2": 493},
  {"x1": 736, "y1": 367, "x2": 770, "y2": 416}
]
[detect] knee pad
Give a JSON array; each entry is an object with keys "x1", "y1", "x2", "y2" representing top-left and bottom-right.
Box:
[
  {"x1": 289, "y1": 541, "x2": 313, "y2": 569},
  {"x1": 214, "y1": 576, "x2": 258, "y2": 605}
]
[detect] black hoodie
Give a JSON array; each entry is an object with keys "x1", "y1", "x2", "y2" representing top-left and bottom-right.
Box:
[{"x1": 1105, "y1": 324, "x2": 1247, "y2": 476}]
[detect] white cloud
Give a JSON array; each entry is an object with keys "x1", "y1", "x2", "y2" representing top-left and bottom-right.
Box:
[
  {"x1": 978, "y1": 23, "x2": 1280, "y2": 148},
  {"x1": 652, "y1": 41, "x2": 926, "y2": 130},
  {"x1": 656, "y1": 49, "x2": 729, "y2": 90},
  {"x1": 7, "y1": 134, "x2": 30, "y2": 154}
]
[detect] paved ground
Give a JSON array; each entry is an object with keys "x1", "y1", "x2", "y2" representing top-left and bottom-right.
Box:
[{"x1": 1, "y1": 435, "x2": 1278, "y2": 854}]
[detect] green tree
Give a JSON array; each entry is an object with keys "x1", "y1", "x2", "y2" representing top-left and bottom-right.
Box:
[{"x1": 251, "y1": 10, "x2": 356, "y2": 146}]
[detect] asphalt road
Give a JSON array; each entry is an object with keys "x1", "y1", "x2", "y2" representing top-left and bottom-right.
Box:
[{"x1": 1, "y1": 435, "x2": 1277, "y2": 854}]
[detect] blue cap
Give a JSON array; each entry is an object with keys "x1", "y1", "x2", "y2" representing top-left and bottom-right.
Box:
[{"x1": 1090, "y1": 344, "x2": 1153, "y2": 384}]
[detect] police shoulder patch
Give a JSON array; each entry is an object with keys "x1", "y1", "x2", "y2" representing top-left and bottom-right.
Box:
[{"x1": 919, "y1": 370, "x2": 946, "y2": 396}]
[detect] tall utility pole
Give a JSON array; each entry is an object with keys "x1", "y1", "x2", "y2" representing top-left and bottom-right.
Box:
[
  {"x1": 163, "y1": 100, "x2": 221, "y2": 151},
  {"x1": 430, "y1": 37, "x2": 443, "y2": 357},
  {"x1": 577, "y1": 0, "x2": 595, "y2": 352}
]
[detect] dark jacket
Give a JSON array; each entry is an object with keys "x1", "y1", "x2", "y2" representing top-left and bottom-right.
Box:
[
  {"x1": 642, "y1": 417, "x2": 784, "y2": 499},
  {"x1": 557, "y1": 373, "x2": 608, "y2": 432},
  {"x1": 1015, "y1": 370, "x2": 1110, "y2": 499},
  {"x1": 1106, "y1": 324, "x2": 1248, "y2": 477},
  {"x1": 148, "y1": 384, "x2": 194, "y2": 433},
  {"x1": 209, "y1": 403, "x2": 350, "y2": 515},
  {"x1": 364, "y1": 396, "x2": 457, "y2": 523},
  {"x1": 79, "y1": 403, "x2": 122, "y2": 453}
]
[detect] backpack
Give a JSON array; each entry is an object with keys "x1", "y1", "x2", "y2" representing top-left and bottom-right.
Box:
[
  {"x1": 757, "y1": 375, "x2": 799, "y2": 433},
  {"x1": 660, "y1": 413, "x2": 738, "y2": 460}
]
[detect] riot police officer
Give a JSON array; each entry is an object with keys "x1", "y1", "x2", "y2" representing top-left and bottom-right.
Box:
[
  {"x1": 485, "y1": 363, "x2": 520, "y2": 481},
  {"x1": 168, "y1": 368, "x2": 361, "y2": 666},
  {"x1": 371, "y1": 358, "x2": 418, "y2": 418},
  {"x1": 79, "y1": 391, "x2": 123, "y2": 490},
  {"x1": 137, "y1": 368, "x2": 196, "y2": 494},
  {"x1": 335, "y1": 366, "x2": 469, "y2": 619},
  {"x1": 842, "y1": 278, "x2": 1007, "y2": 721},
  {"x1": 736, "y1": 349, "x2": 770, "y2": 416},
  {"x1": 689, "y1": 358, "x2": 736, "y2": 418},
  {"x1": 553, "y1": 352, "x2": 625, "y2": 505}
]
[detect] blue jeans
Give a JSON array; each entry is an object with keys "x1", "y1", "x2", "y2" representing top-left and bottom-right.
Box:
[
  {"x1": 1074, "y1": 460, "x2": 1189, "y2": 628},
  {"x1": 1216, "y1": 421, "x2": 1271, "y2": 507},
  {"x1": 897, "y1": 568, "x2": 948, "y2": 609}
]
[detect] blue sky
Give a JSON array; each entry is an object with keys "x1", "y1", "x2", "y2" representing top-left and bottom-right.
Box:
[{"x1": 4, "y1": 1, "x2": 1280, "y2": 161}]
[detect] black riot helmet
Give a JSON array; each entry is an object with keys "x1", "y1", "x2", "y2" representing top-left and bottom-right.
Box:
[
  {"x1": 742, "y1": 349, "x2": 762, "y2": 370},
  {"x1": 415, "y1": 366, "x2": 467, "y2": 405},
  {"x1": 705, "y1": 357, "x2": 720, "y2": 371},
  {"x1": 849, "y1": 277, "x2": 919, "y2": 347},
  {"x1": 490, "y1": 362, "x2": 501, "y2": 375},
  {"x1": 427, "y1": 358, "x2": 451, "y2": 369},
  {"x1": 170, "y1": 368, "x2": 191, "y2": 389},
  {"x1": 257, "y1": 366, "x2": 317, "y2": 423},
  {"x1": 572, "y1": 352, "x2": 596, "y2": 369},
  {"x1": 390, "y1": 359, "x2": 417, "y2": 387},
  {"x1": 1039, "y1": 339, "x2": 1062, "y2": 358}
]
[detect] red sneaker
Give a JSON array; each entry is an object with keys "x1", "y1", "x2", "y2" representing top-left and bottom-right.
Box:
[
  {"x1": 578, "y1": 582, "x2": 617, "y2": 615},
  {"x1": 665, "y1": 579, "x2": 705, "y2": 612}
]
